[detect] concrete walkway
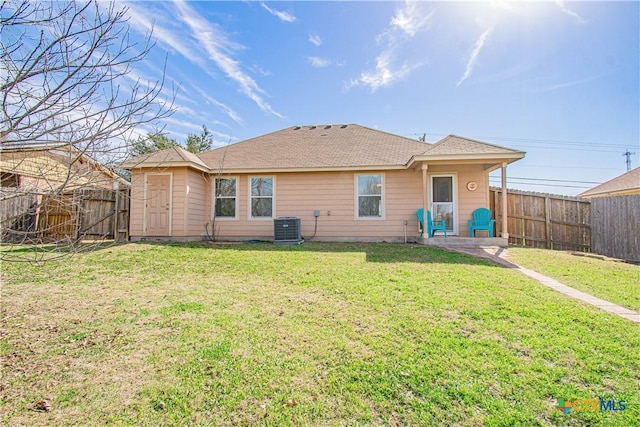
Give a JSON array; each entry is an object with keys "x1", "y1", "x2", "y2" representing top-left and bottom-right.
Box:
[{"x1": 442, "y1": 245, "x2": 640, "y2": 324}]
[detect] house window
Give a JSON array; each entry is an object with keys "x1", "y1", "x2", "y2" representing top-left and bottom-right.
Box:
[
  {"x1": 250, "y1": 177, "x2": 274, "y2": 218},
  {"x1": 357, "y1": 174, "x2": 383, "y2": 218},
  {"x1": 214, "y1": 177, "x2": 237, "y2": 218},
  {"x1": 0, "y1": 172, "x2": 19, "y2": 188}
]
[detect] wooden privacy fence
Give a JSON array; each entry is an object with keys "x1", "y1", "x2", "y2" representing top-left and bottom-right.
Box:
[
  {"x1": 0, "y1": 192, "x2": 37, "y2": 236},
  {"x1": 590, "y1": 195, "x2": 640, "y2": 263},
  {"x1": 1, "y1": 188, "x2": 129, "y2": 241},
  {"x1": 490, "y1": 188, "x2": 591, "y2": 251}
]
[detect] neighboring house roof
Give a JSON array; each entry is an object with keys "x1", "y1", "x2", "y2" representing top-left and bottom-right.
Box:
[
  {"x1": 122, "y1": 145, "x2": 209, "y2": 172},
  {"x1": 122, "y1": 124, "x2": 525, "y2": 173},
  {"x1": 578, "y1": 167, "x2": 640, "y2": 198},
  {"x1": 0, "y1": 143, "x2": 128, "y2": 191}
]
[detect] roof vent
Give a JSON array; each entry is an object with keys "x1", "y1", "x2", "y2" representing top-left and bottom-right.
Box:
[
  {"x1": 293, "y1": 126, "x2": 301, "y2": 130},
  {"x1": 324, "y1": 125, "x2": 331, "y2": 129},
  {"x1": 340, "y1": 124, "x2": 348, "y2": 129},
  {"x1": 309, "y1": 126, "x2": 316, "y2": 130}
]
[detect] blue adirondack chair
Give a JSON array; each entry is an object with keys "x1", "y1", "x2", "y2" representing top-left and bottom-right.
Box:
[
  {"x1": 417, "y1": 208, "x2": 448, "y2": 238},
  {"x1": 468, "y1": 208, "x2": 495, "y2": 237}
]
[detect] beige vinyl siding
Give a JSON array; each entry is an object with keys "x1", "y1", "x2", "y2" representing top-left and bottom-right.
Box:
[
  {"x1": 170, "y1": 168, "x2": 186, "y2": 236},
  {"x1": 386, "y1": 170, "x2": 424, "y2": 234},
  {"x1": 129, "y1": 171, "x2": 144, "y2": 236},
  {"x1": 185, "y1": 169, "x2": 209, "y2": 236},
  {"x1": 130, "y1": 164, "x2": 491, "y2": 240},
  {"x1": 214, "y1": 170, "x2": 424, "y2": 239}
]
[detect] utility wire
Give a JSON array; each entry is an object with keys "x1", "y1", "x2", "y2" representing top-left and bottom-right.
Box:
[
  {"x1": 488, "y1": 176, "x2": 602, "y2": 184},
  {"x1": 411, "y1": 132, "x2": 635, "y2": 153},
  {"x1": 417, "y1": 132, "x2": 633, "y2": 149},
  {"x1": 516, "y1": 164, "x2": 619, "y2": 171},
  {"x1": 488, "y1": 180, "x2": 592, "y2": 189}
]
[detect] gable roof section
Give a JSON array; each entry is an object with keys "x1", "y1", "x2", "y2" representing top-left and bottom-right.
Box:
[
  {"x1": 407, "y1": 135, "x2": 525, "y2": 168},
  {"x1": 122, "y1": 145, "x2": 209, "y2": 172},
  {"x1": 423, "y1": 135, "x2": 522, "y2": 156},
  {"x1": 197, "y1": 124, "x2": 430, "y2": 172},
  {"x1": 578, "y1": 167, "x2": 640, "y2": 198}
]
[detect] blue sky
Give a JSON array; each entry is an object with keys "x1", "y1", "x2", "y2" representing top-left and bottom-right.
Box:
[{"x1": 122, "y1": 1, "x2": 639, "y2": 195}]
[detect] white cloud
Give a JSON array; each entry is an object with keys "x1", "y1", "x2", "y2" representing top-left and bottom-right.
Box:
[
  {"x1": 456, "y1": 26, "x2": 494, "y2": 88},
  {"x1": 123, "y1": 3, "x2": 204, "y2": 67},
  {"x1": 555, "y1": 1, "x2": 587, "y2": 24},
  {"x1": 308, "y1": 34, "x2": 322, "y2": 47},
  {"x1": 349, "y1": 1, "x2": 433, "y2": 92},
  {"x1": 390, "y1": 1, "x2": 435, "y2": 37},
  {"x1": 536, "y1": 74, "x2": 603, "y2": 92},
  {"x1": 122, "y1": 1, "x2": 282, "y2": 118},
  {"x1": 349, "y1": 52, "x2": 416, "y2": 92},
  {"x1": 162, "y1": 116, "x2": 203, "y2": 133},
  {"x1": 260, "y1": 2, "x2": 296, "y2": 23},
  {"x1": 308, "y1": 57, "x2": 331, "y2": 68},
  {"x1": 172, "y1": 0, "x2": 283, "y2": 118},
  {"x1": 192, "y1": 86, "x2": 244, "y2": 125},
  {"x1": 249, "y1": 64, "x2": 272, "y2": 77}
]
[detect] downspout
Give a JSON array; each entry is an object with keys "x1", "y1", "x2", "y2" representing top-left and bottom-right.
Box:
[{"x1": 403, "y1": 220, "x2": 407, "y2": 243}]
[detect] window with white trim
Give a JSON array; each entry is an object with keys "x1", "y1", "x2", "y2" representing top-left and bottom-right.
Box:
[
  {"x1": 250, "y1": 177, "x2": 274, "y2": 218},
  {"x1": 357, "y1": 174, "x2": 383, "y2": 218},
  {"x1": 214, "y1": 177, "x2": 237, "y2": 218}
]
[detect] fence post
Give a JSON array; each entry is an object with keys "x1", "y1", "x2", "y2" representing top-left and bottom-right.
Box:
[
  {"x1": 113, "y1": 188, "x2": 119, "y2": 241},
  {"x1": 74, "y1": 189, "x2": 81, "y2": 240},
  {"x1": 544, "y1": 196, "x2": 551, "y2": 249}
]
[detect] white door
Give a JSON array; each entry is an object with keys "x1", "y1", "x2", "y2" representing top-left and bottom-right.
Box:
[{"x1": 430, "y1": 175, "x2": 456, "y2": 234}]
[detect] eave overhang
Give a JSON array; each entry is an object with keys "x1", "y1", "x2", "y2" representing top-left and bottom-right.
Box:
[
  {"x1": 121, "y1": 161, "x2": 209, "y2": 173},
  {"x1": 122, "y1": 163, "x2": 408, "y2": 174},
  {"x1": 407, "y1": 152, "x2": 525, "y2": 169}
]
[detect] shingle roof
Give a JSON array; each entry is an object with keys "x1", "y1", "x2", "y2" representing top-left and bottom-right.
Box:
[
  {"x1": 197, "y1": 124, "x2": 430, "y2": 170},
  {"x1": 578, "y1": 167, "x2": 640, "y2": 197},
  {"x1": 123, "y1": 145, "x2": 209, "y2": 171},
  {"x1": 422, "y1": 135, "x2": 524, "y2": 156},
  {"x1": 122, "y1": 124, "x2": 525, "y2": 172}
]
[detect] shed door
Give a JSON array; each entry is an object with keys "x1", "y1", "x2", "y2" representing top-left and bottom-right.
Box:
[{"x1": 145, "y1": 174, "x2": 171, "y2": 236}]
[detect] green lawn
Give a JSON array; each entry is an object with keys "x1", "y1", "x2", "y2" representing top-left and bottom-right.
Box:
[
  {"x1": 1, "y1": 242, "x2": 638, "y2": 426},
  {"x1": 506, "y1": 247, "x2": 640, "y2": 312}
]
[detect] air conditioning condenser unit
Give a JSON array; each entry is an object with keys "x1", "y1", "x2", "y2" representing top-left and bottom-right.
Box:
[{"x1": 274, "y1": 217, "x2": 302, "y2": 244}]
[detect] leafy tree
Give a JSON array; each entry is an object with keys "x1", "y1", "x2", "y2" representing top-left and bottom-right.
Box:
[
  {"x1": 130, "y1": 132, "x2": 179, "y2": 156},
  {"x1": 185, "y1": 125, "x2": 213, "y2": 154}
]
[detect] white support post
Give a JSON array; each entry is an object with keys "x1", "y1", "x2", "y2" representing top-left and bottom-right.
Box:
[
  {"x1": 501, "y1": 163, "x2": 509, "y2": 239},
  {"x1": 422, "y1": 164, "x2": 429, "y2": 238}
]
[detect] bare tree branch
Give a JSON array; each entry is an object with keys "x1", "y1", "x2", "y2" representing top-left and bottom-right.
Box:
[{"x1": 1, "y1": 0, "x2": 175, "y2": 261}]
